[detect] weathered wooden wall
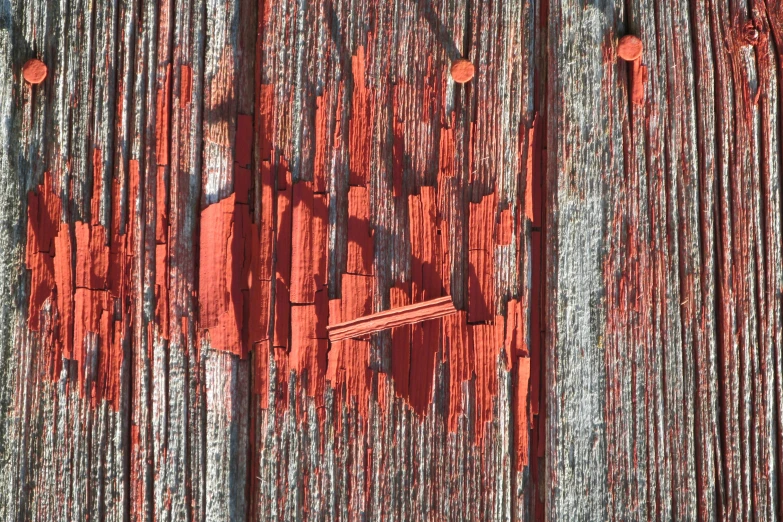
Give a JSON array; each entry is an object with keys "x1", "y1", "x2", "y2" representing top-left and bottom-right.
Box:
[{"x1": 0, "y1": 0, "x2": 782, "y2": 520}]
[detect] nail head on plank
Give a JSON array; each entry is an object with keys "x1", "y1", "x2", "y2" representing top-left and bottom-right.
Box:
[
  {"x1": 617, "y1": 35, "x2": 643, "y2": 62},
  {"x1": 23, "y1": 59, "x2": 47, "y2": 84},
  {"x1": 450, "y1": 59, "x2": 475, "y2": 83}
]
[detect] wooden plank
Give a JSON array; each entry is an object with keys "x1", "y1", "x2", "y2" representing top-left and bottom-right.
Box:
[{"x1": 6, "y1": 0, "x2": 783, "y2": 520}]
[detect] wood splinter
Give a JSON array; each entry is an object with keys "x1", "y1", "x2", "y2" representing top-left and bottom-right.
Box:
[
  {"x1": 617, "y1": 35, "x2": 646, "y2": 106},
  {"x1": 327, "y1": 295, "x2": 457, "y2": 342}
]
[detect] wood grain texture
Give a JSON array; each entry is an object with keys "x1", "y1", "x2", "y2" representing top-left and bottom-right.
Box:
[{"x1": 1, "y1": 0, "x2": 782, "y2": 520}]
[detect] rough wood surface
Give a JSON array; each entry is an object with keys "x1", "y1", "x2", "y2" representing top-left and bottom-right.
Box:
[{"x1": 1, "y1": 0, "x2": 782, "y2": 520}]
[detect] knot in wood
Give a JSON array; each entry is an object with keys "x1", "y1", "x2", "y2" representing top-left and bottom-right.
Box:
[{"x1": 741, "y1": 21, "x2": 760, "y2": 46}]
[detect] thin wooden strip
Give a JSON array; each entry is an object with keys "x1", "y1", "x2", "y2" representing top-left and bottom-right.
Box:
[{"x1": 327, "y1": 296, "x2": 457, "y2": 342}]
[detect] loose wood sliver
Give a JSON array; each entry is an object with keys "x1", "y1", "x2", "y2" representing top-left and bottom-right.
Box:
[{"x1": 327, "y1": 295, "x2": 457, "y2": 342}]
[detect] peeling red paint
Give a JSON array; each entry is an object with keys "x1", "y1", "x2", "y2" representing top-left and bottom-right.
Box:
[
  {"x1": 290, "y1": 304, "x2": 327, "y2": 403},
  {"x1": 408, "y1": 187, "x2": 443, "y2": 413},
  {"x1": 347, "y1": 185, "x2": 373, "y2": 276},
  {"x1": 290, "y1": 181, "x2": 316, "y2": 304},
  {"x1": 389, "y1": 282, "x2": 411, "y2": 399},
  {"x1": 25, "y1": 160, "x2": 136, "y2": 409},
  {"x1": 348, "y1": 46, "x2": 374, "y2": 187},
  {"x1": 274, "y1": 167, "x2": 293, "y2": 349},
  {"x1": 198, "y1": 193, "x2": 252, "y2": 358},
  {"x1": 156, "y1": 64, "x2": 171, "y2": 165},
  {"x1": 23, "y1": 44, "x2": 540, "y2": 480},
  {"x1": 235, "y1": 114, "x2": 253, "y2": 168},
  {"x1": 326, "y1": 274, "x2": 373, "y2": 418},
  {"x1": 497, "y1": 208, "x2": 513, "y2": 246},
  {"x1": 180, "y1": 64, "x2": 192, "y2": 106},
  {"x1": 468, "y1": 192, "x2": 496, "y2": 323},
  {"x1": 515, "y1": 356, "x2": 531, "y2": 469},
  {"x1": 314, "y1": 95, "x2": 328, "y2": 193},
  {"x1": 444, "y1": 311, "x2": 471, "y2": 432}
]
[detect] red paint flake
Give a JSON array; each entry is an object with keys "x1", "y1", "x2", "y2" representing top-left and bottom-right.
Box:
[
  {"x1": 439, "y1": 126, "x2": 455, "y2": 179},
  {"x1": 246, "y1": 219, "x2": 270, "y2": 343},
  {"x1": 392, "y1": 86, "x2": 404, "y2": 197},
  {"x1": 26, "y1": 246, "x2": 55, "y2": 332},
  {"x1": 346, "y1": 185, "x2": 373, "y2": 275},
  {"x1": 54, "y1": 222, "x2": 74, "y2": 361},
  {"x1": 246, "y1": 161, "x2": 275, "y2": 347},
  {"x1": 326, "y1": 275, "x2": 373, "y2": 417},
  {"x1": 349, "y1": 46, "x2": 374, "y2": 187},
  {"x1": 525, "y1": 114, "x2": 541, "y2": 224},
  {"x1": 98, "y1": 317, "x2": 124, "y2": 409},
  {"x1": 409, "y1": 187, "x2": 442, "y2": 300},
  {"x1": 314, "y1": 289, "x2": 329, "y2": 339},
  {"x1": 393, "y1": 117, "x2": 404, "y2": 197},
  {"x1": 340, "y1": 273, "x2": 373, "y2": 322},
  {"x1": 496, "y1": 208, "x2": 513, "y2": 246},
  {"x1": 515, "y1": 356, "x2": 531, "y2": 469},
  {"x1": 247, "y1": 278, "x2": 271, "y2": 344},
  {"x1": 274, "y1": 279, "x2": 291, "y2": 350},
  {"x1": 443, "y1": 311, "x2": 471, "y2": 432},
  {"x1": 389, "y1": 282, "x2": 411, "y2": 398},
  {"x1": 73, "y1": 288, "x2": 111, "y2": 389},
  {"x1": 631, "y1": 62, "x2": 647, "y2": 106},
  {"x1": 468, "y1": 250, "x2": 493, "y2": 323},
  {"x1": 273, "y1": 345, "x2": 290, "y2": 413},
  {"x1": 155, "y1": 64, "x2": 171, "y2": 165},
  {"x1": 258, "y1": 160, "x2": 275, "y2": 282},
  {"x1": 312, "y1": 194, "x2": 328, "y2": 290},
  {"x1": 325, "y1": 299, "x2": 343, "y2": 384},
  {"x1": 254, "y1": 340, "x2": 272, "y2": 406},
  {"x1": 408, "y1": 187, "x2": 443, "y2": 412},
  {"x1": 92, "y1": 148, "x2": 103, "y2": 225},
  {"x1": 26, "y1": 173, "x2": 61, "y2": 331},
  {"x1": 468, "y1": 191, "x2": 496, "y2": 323},
  {"x1": 155, "y1": 242, "x2": 170, "y2": 339},
  {"x1": 274, "y1": 168, "x2": 293, "y2": 348},
  {"x1": 235, "y1": 113, "x2": 253, "y2": 168},
  {"x1": 529, "y1": 230, "x2": 542, "y2": 415},
  {"x1": 505, "y1": 298, "x2": 527, "y2": 358},
  {"x1": 256, "y1": 84, "x2": 275, "y2": 161},
  {"x1": 469, "y1": 323, "x2": 499, "y2": 442},
  {"x1": 313, "y1": 95, "x2": 328, "y2": 193},
  {"x1": 495, "y1": 314, "x2": 509, "y2": 370},
  {"x1": 26, "y1": 170, "x2": 131, "y2": 408},
  {"x1": 290, "y1": 304, "x2": 327, "y2": 402},
  {"x1": 156, "y1": 166, "x2": 168, "y2": 242},
  {"x1": 76, "y1": 221, "x2": 109, "y2": 291},
  {"x1": 198, "y1": 193, "x2": 252, "y2": 358},
  {"x1": 180, "y1": 65, "x2": 192, "y2": 106},
  {"x1": 26, "y1": 172, "x2": 60, "y2": 258},
  {"x1": 410, "y1": 318, "x2": 440, "y2": 414},
  {"x1": 234, "y1": 166, "x2": 251, "y2": 204},
  {"x1": 290, "y1": 181, "x2": 316, "y2": 304},
  {"x1": 436, "y1": 175, "x2": 452, "y2": 296}
]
